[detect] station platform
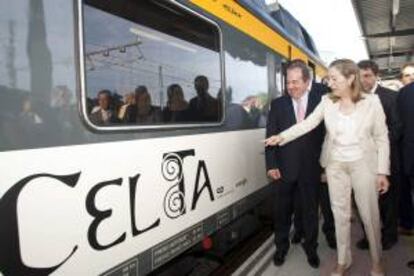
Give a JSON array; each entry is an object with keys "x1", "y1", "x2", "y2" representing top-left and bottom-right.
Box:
[{"x1": 233, "y1": 219, "x2": 414, "y2": 276}]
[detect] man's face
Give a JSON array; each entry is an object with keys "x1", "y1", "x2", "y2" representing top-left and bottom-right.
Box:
[
  {"x1": 194, "y1": 78, "x2": 208, "y2": 96},
  {"x1": 286, "y1": 68, "x2": 309, "y2": 100},
  {"x1": 98, "y1": 94, "x2": 110, "y2": 110},
  {"x1": 401, "y1": 66, "x2": 414, "y2": 86},
  {"x1": 359, "y1": 68, "x2": 377, "y2": 92}
]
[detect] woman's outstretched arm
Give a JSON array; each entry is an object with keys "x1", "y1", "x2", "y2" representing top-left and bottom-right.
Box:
[{"x1": 265, "y1": 95, "x2": 326, "y2": 146}]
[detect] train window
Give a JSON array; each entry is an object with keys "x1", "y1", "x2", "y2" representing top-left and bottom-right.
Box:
[
  {"x1": 274, "y1": 60, "x2": 284, "y2": 98},
  {"x1": 281, "y1": 61, "x2": 288, "y2": 95},
  {"x1": 308, "y1": 61, "x2": 316, "y2": 81},
  {"x1": 223, "y1": 26, "x2": 271, "y2": 129},
  {"x1": 81, "y1": 0, "x2": 223, "y2": 129}
]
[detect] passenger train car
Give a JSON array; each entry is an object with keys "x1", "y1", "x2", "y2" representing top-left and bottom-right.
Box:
[{"x1": 0, "y1": 0, "x2": 327, "y2": 275}]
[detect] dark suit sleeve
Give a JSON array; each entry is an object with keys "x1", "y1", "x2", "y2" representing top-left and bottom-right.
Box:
[
  {"x1": 378, "y1": 87, "x2": 401, "y2": 144},
  {"x1": 265, "y1": 99, "x2": 280, "y2": 171},
  {"x1": 389, "y1": 93, "x2": 402, "y2": 144},
  {"x1": 397, "y1": 86, "x2": 409, "y2": 140},
  {"x1": 312, "y1": 81, "x2": 329, "y2": 96}
]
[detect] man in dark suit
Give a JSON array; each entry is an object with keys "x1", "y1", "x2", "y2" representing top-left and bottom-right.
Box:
[
  {"x1": 357, "y1": 60, "x2": 401, "y2": 250},
  {"x1": 397, "y1": 82, "x2": 414, "y2": 269},
  {"x1": 265, "y1": 59, "x2": 325, "y2": 268},
  {"x1": 398, "y1": 63, "x2": 414, "y2": 236}
]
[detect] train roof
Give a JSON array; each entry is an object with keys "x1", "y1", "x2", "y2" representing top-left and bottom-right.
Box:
[
  {"x1": 237, "y1": 0, "x2": 323, "y2": 65},
  {"x1": 352, "y1": 0, "x2": 414, "y2": 80}
]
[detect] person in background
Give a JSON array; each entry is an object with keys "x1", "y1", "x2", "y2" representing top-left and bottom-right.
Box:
[
  {"x1": 396, "y1": 62, "x2": 414, "y2": 236},
  {"x1": 397, "y1": 82, "x2": 414, "y2": 270},
  {"x1": 265, "y1": 59, "x2": 389, "y2": 276},
  {"x1": 400, "y1": 62, "x2": 414, "y2": 86},
  {"x1": 357, "y1": 60, "x2": 401, "y2": 250}
]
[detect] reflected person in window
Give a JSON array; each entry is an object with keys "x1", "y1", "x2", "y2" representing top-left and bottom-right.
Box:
[
  {"x1": 118, "y1": 92, "x2": 135, "y2": 122},
  {"x1": 123, "y1": 86, "x2": 161, "y2": 124},
  {"x1": 217, "y1": 88, "x2": 250, "y2": 129},
  {"x1": 242, "y1": 95, "x2": 263, "y2": 127},
  {"x1": 163, "y1": 84, "x2": 189, "y2": 123},
  {"x1": 188, "y1": 75, "x2": 219, "y2": 122},
  {"x1": 89, "y1": 90, "x2": 118, "y2": 126},
  {"x1": 19, "y1": 96, "x2": 43, "y2": 125}
]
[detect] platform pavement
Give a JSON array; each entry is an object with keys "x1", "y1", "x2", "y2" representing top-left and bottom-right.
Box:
[{"x1": 233, "y1": 220, "x2": 414, "y2": 276}]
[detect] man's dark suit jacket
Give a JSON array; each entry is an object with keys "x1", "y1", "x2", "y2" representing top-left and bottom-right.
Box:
[
  {"x1": 374, "y1": 85, "x2": 401, "y2": 173},
  {"x1": 265, "y1": 83, "x2": 326, "y2": 183},
  {"x1": 397, "y1": 82, "x2": 414, "y2": 176}
]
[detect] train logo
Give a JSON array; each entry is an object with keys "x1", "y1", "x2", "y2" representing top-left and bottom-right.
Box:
[
  {"x1": 161, "y1": 149, "x2": 215, "y2": 219},
  {"x1": 0, "y1": 149, "x2": 216, "y2": 275}
]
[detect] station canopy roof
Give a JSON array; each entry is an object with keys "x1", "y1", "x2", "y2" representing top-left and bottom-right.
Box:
[{"x1": 352, "y1": 0, "x2": 414, "y2": 79}]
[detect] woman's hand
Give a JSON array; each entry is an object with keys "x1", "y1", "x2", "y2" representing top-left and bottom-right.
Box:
[
  {"x1": 264, "y1": 135, "x2": 283, "y2": 146},
  {"x1": 377, "y1": 174, "x2": 390, "y2": 195}
]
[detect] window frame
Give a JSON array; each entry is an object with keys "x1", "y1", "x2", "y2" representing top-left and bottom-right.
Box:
[{"x1": 76, "y1": 0, "x2": 226, "y2": 132}]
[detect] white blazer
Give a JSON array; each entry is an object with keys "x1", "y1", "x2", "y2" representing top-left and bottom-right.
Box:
[{"x1": 279, "y1": 93, "x2": 390, "y2": 175}]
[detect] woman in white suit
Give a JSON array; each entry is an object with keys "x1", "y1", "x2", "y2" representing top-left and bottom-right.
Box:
[{"x1": 265, "y1": 59, "x2": 389, "y2": 276}]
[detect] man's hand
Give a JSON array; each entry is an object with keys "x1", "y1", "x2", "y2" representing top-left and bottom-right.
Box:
[
  {"x1": 377, "y1": 174, "x2": 390, "y2": 195},
  {"x1": 267, "y1": 169, "x2": 282, "y2": 181},
  {"x1": 264, "y1": 135, "x2": 283, "y2": 146}
]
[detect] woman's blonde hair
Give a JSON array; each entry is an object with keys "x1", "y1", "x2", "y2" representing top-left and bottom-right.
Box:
[{"x1": 328, "y1": 59, "x2": 363, "y2": 103}]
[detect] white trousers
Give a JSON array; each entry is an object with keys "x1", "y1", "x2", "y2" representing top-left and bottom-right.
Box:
[{"x1": 326, "y1": 159, "x2": 382, "y2": 265}]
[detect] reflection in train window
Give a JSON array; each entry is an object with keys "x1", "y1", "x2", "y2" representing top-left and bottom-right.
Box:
[
  {"x1": 82, "y1": 0, "x2": 223, "y2": 128},
  {"x1": 222, "y1": 24, "x2": 279, "y2": 129}
]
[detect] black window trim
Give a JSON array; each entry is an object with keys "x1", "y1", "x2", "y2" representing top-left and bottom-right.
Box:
[{"x1": 76, "y1": 0, "x2": 226, "y2": 132}]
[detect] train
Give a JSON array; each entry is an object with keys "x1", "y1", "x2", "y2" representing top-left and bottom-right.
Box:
[{"x1": 0, "y1": 0, "x2": 327, "y2": 275}]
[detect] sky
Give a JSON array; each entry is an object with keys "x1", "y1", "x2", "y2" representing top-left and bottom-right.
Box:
[{"x1": 265, "y1": 0, "x2": 368, "y2": 65}]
